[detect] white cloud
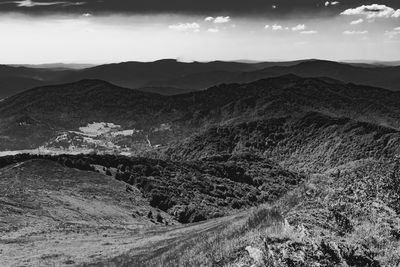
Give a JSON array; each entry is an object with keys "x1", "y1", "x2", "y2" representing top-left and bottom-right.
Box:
[
  {"x1": 266, "y1": 24, "x2": 313, "y2": 33},
  {"x1": 6, "y1": 0, "x2": 84, "y2": 7},
  {"x1": 82, "y1": 13, "x2": 92, "y2": 17},
  {"x1": 300, "y1": 30, "x2": 318, "y2": 34},
  {"x1": 266, "y1": 24, "x2": 308, "y2": 32},
  {"x1": 385, "y1": 31, "x2": 400, "y2": 39},
  {"x1": 213, "y1": 16, "x2": 231, "y2": 24},
  {"x1": 207, "y1": 28, "x2": 219, "y2": 33},
  {"x1": 341, "y1": 4, "x2": 400, "y2": 19},
  {"x1": 205, "y1": 16, "x2": 231, "y2": 24},
  {"x1": 272, "y1": 5, "x2": 277, "y2": 9},
  {"x1": 343, "y1": 30, "x2": 368, "y2": 35},
  {"x1": 350, "y1": 18, "x2": 364, "y2": 25},
  {"x1": 292, "y1": 24, "x2": 306, "y2": 31},
  {"x1": 272, "y1": 24, "x2": 284, "y2": 30},
  {"x1": 168, "y1": 23, "x2": 200, "y2": 32},
  {"x1": 385, "y1": 26, "x2": 400, "y2": 39},
  {"x1": 325, "y1": 1, "x2": 340, "y2": 7}
]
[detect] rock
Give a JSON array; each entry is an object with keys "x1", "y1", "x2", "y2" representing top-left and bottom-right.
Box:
[{"x1": 245, "y1": 246, "x2": 264, "y2": 266}]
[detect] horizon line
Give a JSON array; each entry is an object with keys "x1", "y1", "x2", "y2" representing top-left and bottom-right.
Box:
[{"x1": 4, "y1": 57, "x2": 400, "y2": 67}]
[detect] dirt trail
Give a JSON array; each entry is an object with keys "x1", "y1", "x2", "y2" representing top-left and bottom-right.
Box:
[
  {"x1": 1, "y1": 206, "x2": 247, "y2": 267},
  {"x1": 84, "y1": 211, "x2": 248, "y2": 267}
]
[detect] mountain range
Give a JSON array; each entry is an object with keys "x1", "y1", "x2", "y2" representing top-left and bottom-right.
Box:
[
  {"x1": 1, "y1": 73, "x2": 400, "y2": 152},
  {"x1": 1, "y1": 59, "x2": 399, "y2": 100}
]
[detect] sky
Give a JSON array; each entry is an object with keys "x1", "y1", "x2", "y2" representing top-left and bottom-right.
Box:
[{"x1": 0, "y1": 0, "x2": 399, "y2": 63}]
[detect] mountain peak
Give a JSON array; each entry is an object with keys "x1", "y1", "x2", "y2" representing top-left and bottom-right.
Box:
[{"x1": 153, "y1": 59, "x2": 180, "y2": 64}]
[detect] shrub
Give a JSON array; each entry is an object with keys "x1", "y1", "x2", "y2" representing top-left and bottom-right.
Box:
[{"x1": 156, "y1": 213, "x2": 163, "y2": 223}]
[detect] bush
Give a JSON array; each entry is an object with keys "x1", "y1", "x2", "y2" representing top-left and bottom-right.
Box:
[{"x1": 156, "y1": 213, "x2": 163, "y2": 223}]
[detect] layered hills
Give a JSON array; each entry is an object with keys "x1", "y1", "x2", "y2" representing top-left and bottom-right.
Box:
[
  {"x1": 1, "y1": 74, "x2": 400, "y2": 152},
  {"x1": 1, "y1": 59, "x2": 399, "y2": 100},
  {"x1": 1, "y1": 70, "x2": 400, "y2": 266}
]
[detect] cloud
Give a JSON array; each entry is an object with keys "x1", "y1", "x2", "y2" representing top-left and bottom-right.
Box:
[
  {"x1": 207, "y1": 28, "x2": 219, "y2": 33},
  {"x1": 350, "y1": 18, "x2": 364, "y2": 25},
  {"x1": 215, "y1": 16, "x2": 231, "y2": 23},
  {"x1": 266, "y1": 24, "x2": 311, "y2": 32},
  {"x1": 205, "y1": 16, "x2": 231, "y2": 24},
  {"x1": 266, "y1": 24, "x2": 313, "y2": 33},
  {"x1": 5, "y1": 0, "x2": 85, "y2": 7},
  {"x1": 325, "y1": 1, "x2": 340, "y2": 7},
  {"x1": 385, "y1": 26, "x2": 400, "y2": 38},
  {"x1": 292, "y1": 24, "x2": 306, "y2": 31},
  {"x1": 168, "y1": 22, "x2": 200, "y2": 32},
  {"x1": 341, "y1": 4, "x2": 400, "y2": 19},
  {"x1": 272, "y1": 24, "x2": 284, "y2": 30},
  {"x1": 300, "y1": 30, "x2": 317, "y2": 34},
  {"x1": 343, "y1": 30, "x2": 368, "y2": 35},
  {"x1": 385, "y1": 28, "x2": 400, "y2": 39},
  {"x1": 82, "y1": 13, "x2": 92, "y2": 17}
]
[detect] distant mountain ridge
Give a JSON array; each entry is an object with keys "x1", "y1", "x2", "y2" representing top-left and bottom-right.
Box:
[
  {"x1": 10, "y1": 63, "x2": 95, "y2": 70},
  {"x1": 1, "y1": 59, "x2": 399, "y2": 100},
  {"x1": 147, "y1": 60, "x2": 400, "y2": 91}
]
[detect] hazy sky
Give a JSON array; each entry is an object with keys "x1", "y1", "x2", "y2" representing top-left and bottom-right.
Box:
[{"x1": 0, "y1": 0, "x2": 399, "y2": 63}]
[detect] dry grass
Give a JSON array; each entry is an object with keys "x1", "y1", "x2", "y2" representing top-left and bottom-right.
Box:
[{"x1": 145, "y1": 205, "x2": 284, "y2": 267}]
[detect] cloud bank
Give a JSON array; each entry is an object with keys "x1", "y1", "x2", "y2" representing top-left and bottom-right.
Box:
[{"x1": 341, "y1": 4, "x2": 400, "y2": 18}]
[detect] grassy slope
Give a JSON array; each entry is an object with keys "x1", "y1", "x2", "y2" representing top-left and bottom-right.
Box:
[{"x1": 0, "y1": 159, "x2": 176, "y2": 266}]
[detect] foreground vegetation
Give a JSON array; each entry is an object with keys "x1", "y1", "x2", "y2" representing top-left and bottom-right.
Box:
[
  {"x1": 145, "y1": 159, "x2": 400, "y2": 266},
  {"x1": 4, "y1": 155, "x2": 398, "y2": 266}
]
